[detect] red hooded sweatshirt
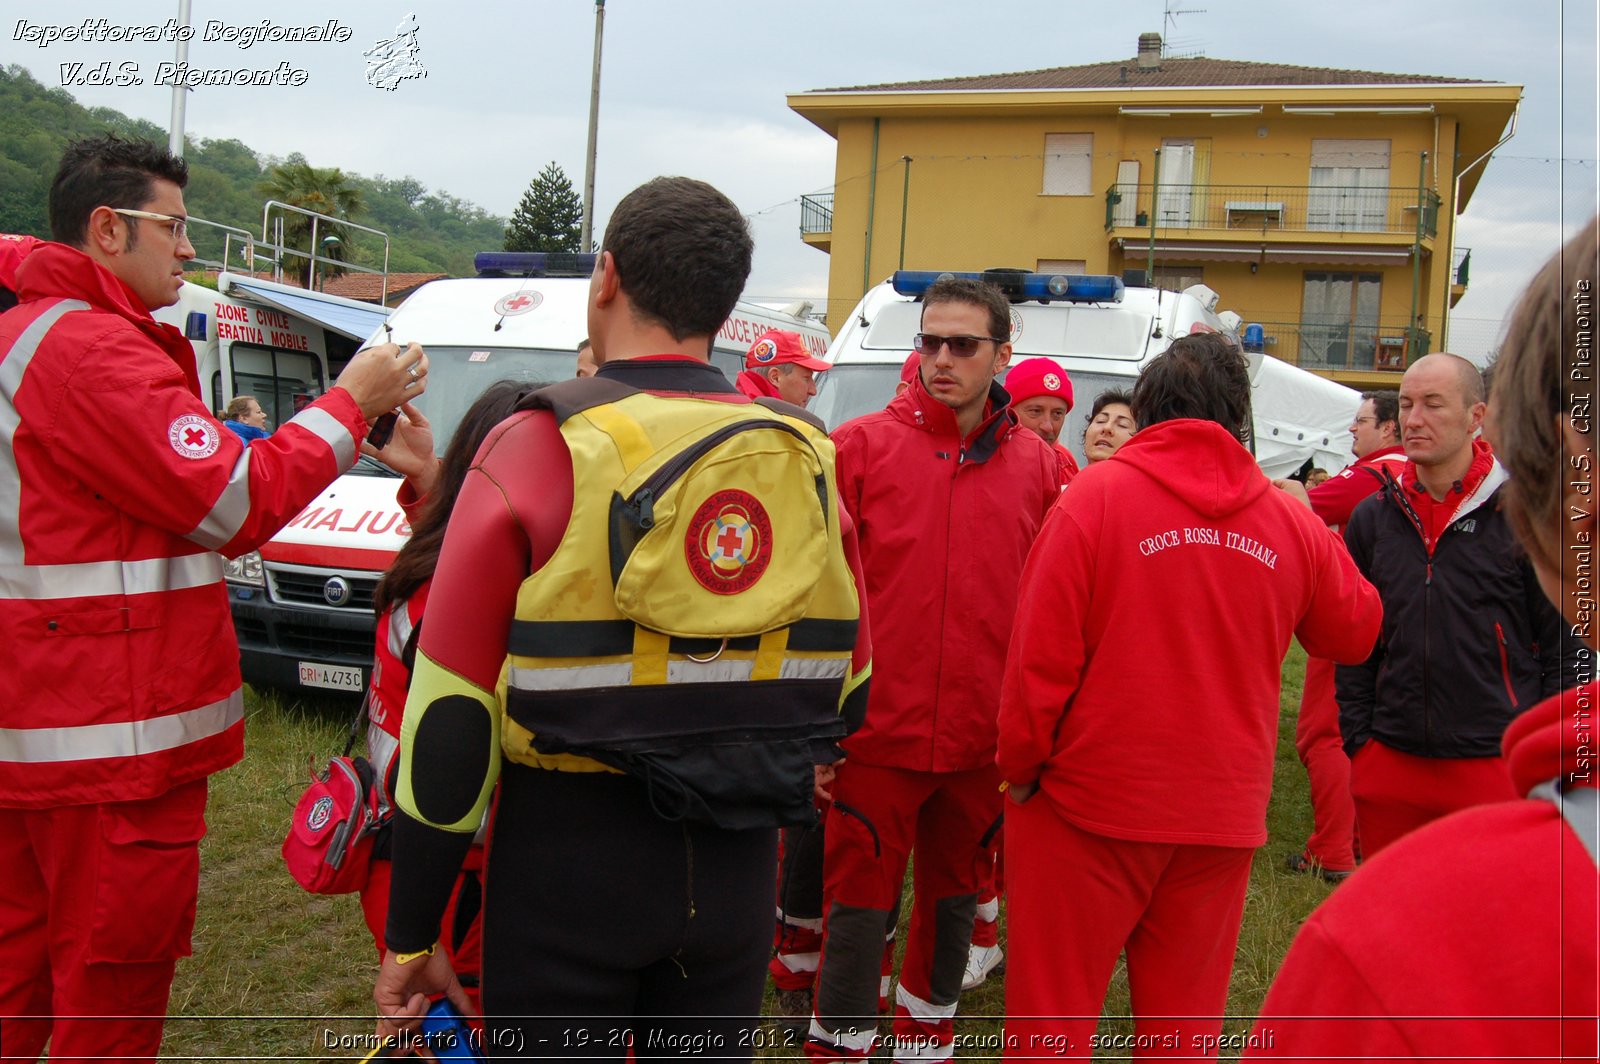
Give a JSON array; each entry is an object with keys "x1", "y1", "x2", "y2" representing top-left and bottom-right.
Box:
[
  {"x1": 832, "y1": 373, "x2": 1059, "y2": 772},
  {"x1": 997, "y1": 418, "x2": 1382, "y2": 846},
  {"x1": 1248, "y1": 681, "x2": 1599, "y2": 1060}
]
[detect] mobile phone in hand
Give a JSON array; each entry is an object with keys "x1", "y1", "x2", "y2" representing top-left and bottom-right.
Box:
[{"x1": 368, "y1": 411, "x2": 399, "y2": 449}]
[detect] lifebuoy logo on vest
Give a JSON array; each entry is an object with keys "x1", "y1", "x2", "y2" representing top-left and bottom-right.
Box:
[{"x1": 687, "y1": 490, "x2": 772, "y2": 594}]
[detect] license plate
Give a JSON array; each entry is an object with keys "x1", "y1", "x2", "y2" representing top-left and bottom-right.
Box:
[{"x1": 297, "y1": 661, "x2": 364, "y2": 691}]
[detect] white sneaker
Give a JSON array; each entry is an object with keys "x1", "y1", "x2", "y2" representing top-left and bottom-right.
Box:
[{"x1": 961, "y1": 943, "x2": 1004, "y2": 990}]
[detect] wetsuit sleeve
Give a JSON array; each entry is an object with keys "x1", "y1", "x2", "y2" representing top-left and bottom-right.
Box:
[
  {"x1": 45, "y1": 320, "x2": 367, "y2": 558},
  {"x1": 1335, "y1": 499, "x2": 1383, "y2": 755},
  {"x1": 996, "y1": 500, "x2": 1090, "y2": 787},
  {"x1": 385, "y1": 412, "x2": 570, "y2": 952}
]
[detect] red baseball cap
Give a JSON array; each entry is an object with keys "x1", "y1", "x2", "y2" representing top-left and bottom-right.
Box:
[
  {"x1": 1005, "y1": 357, "x2": 1074, "y2": 411},
  {"x1": 746, "y1": 329, "x2": 831, "y2": 372}
]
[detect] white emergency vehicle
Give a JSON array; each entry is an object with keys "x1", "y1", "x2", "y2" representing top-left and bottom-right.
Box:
[
  {"x1": 810, "y1": 269, "x2": 1360, "y2": 479},
  {"x1": 224, "y1": 251, "x2": 830, "y2": 696}
]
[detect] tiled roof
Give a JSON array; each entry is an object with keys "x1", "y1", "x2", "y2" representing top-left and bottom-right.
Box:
[
  {"x1": 319, "y1": 272, "x2": 446, "y2": 302},
  {"x1": 815, "y1": 57, "x2": 1489, "y2": 94}
]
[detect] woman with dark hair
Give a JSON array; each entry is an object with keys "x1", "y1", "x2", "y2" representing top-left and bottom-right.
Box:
[
  {"x1": 358, "y1": 379, "x2": 539, "y2": 1010},
  {"x1": 1247, "y1": 218, "x2": 1598, "y2": 1060},
  {"x1": 1082, "y1": 387, "x2": 1135, "y2": 464}
]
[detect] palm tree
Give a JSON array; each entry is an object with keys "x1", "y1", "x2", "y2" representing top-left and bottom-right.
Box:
[{"x1": 258, "y1": 155, "x2": 366, "y2": 287}]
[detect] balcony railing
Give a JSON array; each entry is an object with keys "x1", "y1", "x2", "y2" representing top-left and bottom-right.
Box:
[
  {"x1": 1453, "y1": 246, "x2": 1471, "y2": 287},
  {"x1": 1105, "y1": 184, "x2": 1441, "y2": 239},
  {"x1": 1243, "y1": 320, "x2": 1430, "y2": 373},
  {"x1": 800, "y1": 193, "x2": 834, "y2": 237}
]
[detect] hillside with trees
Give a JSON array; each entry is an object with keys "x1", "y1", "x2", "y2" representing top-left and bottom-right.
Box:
[{"x1": 0, "y1": 64, "x2": 505, "y2": 278}]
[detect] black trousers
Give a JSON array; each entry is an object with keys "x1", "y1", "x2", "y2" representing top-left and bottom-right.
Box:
[{"x1": 480, "y1": 765, "x2": 778, "y2": 1061}]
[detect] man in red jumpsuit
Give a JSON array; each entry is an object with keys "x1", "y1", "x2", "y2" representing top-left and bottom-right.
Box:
[
  {"x1": 1274, "y1": 390, "x2": 1404, "y2": 880},
  {"x1": 806, "y1": 278, "x2": 1059, "y2": 1063},
  {"x1": 997, "y1": 333, "x2": 1381, "y2": 1058},
  {"x1": 0, "y1": 134, "x2": 424, "y2": 1061},
  {"x1": 735, "y1": 328, "x2": 831, "y2": 409}
]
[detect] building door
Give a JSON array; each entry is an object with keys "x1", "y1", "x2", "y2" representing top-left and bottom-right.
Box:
[
  {"x1": 1300, "y1": 272, "x2": 1382, "y2": 369},
  {"x1": 1157, "y1": 139, "x2": 1210, "y2": 228},
  {"x1": 1307, "y1": 140, "x2": 1391, "y2": 231}
]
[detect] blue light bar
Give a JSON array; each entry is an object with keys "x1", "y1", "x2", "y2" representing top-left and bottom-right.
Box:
[
  {"x1": 474, "y1": 252, "x2": 597, "y2": 277},
  {"x1": 891, "y1": 270, "x2": 1124, "y2": 304}
]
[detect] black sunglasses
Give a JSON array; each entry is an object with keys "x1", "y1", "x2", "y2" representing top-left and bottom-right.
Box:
[{"x1": 911, "y1": 333, "x2": 1006, "y2": 358}]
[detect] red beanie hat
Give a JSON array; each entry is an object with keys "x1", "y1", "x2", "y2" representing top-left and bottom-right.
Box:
[{"x1": 1005, "y1": 357, "x2": 1074, "y2": 411}]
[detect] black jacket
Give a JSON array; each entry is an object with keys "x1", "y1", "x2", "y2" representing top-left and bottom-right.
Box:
[{"x1": 1335, "y1": 460, "x2": 1578, "y2": 758}]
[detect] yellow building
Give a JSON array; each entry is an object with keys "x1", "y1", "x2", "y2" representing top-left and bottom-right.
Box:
[{"x1": 788, "y1": 34, "x2": 1520, "y2": 390}]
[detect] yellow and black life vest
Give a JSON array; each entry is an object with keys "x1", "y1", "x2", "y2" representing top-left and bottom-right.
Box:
[{"x1": 500, "y1": 377, "x2": 862, "y2": 829}]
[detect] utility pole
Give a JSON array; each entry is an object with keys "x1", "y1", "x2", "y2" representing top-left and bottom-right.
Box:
[
  {"x1": 167, "y1": 0, "x2": 192, "y2": 157},
  {"x1": 580, "y1": 0, "x2": 606, "y2": 253}
]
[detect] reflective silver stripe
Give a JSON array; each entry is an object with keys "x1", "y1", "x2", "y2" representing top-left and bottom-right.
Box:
[
  {"x1": 387, "y1": 603, "x2": 414, "y2": 660},
  {"x1": 185, "y1": 445, "x2": 253, "y2": 549},
  {"x1": 367, "y1": 724, "x2": 401, "y2": 812},
  {"x1": 289, "y1": 404, "x2": 358, "y2": 471},
  {"x1": 0, "y1": 552, "x2": 223, "y2": 601},
  {"x1": 780, "y1": 658, "x2": 849, "y2": 681},
  {"x1": 0, "y1": 301, "x2": 92, "y2": 568},
  {"x1": 508, "y1": 654, "x2": 850, "y2": 692},
  {"x1": 0, "y1": 689, "x2": 243, "y2": 764},
  {"x1": 509, "y1": 661, "x2": 634, "y2": 690}
]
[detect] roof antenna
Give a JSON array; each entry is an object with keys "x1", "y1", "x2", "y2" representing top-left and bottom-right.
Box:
[
  {"x1": 494, "y1": 266, "x2": 541, "y2": 332},
  {"x1": 1162, "y1": 0, "x2": 1207, "y2": 58}
]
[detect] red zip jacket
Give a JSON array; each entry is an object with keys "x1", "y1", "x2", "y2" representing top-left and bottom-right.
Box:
[
  {"x1": 997, "y1": 419, "x2": 1382, "y2": 845},
  {"x1": 0, "y1": 243, "x2": 369, "y2": 807},
  {"x1": 734, "y1": 369, "x2": 781, "y2": 401},
  {"x1": 832, "y1": 375, "x2": 1058, "y2": 772},
  {"x1": 1308, "y1": 443, "x2": 1405, "y2": 529},
  {"x1": 1248, "y1": 682, "x2": 1598, "y2": 1060}
]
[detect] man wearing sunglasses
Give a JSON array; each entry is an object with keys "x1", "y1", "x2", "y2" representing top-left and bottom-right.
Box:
[
  {"x1": 807, "y1": 278, "x2": 1058, "y2": 1063},
  {"x1": 0, "y1": 134, "x2": 423, "y2": 1062}
]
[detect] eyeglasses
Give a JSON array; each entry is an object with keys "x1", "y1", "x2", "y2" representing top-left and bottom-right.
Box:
[
  {"x1": 1351, "y1": 416, "x2": 1379, "y2": 427},
  {"x1": 911, "y1": 333, "x2": 1005, "y2": 358},
  {"x1": 111, "y1": 209, "x2": 188, "y2": 241}
]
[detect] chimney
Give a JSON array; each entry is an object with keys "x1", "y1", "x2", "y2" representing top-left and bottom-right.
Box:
[{"x1": 1137, "y1": 32, "x2": 1162, "y2": 70}]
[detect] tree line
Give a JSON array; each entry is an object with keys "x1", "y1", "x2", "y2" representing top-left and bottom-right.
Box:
[{"x1": 0, "y1": 65, "x2": 583, "y2": 280}]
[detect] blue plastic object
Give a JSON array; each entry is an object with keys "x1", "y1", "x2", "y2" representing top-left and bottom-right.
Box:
[
  {"x1": 417, "y1": 999, "x2": 485, "y2": 1061},
  {"x1": 891, "y1": 270, "x2": 1123, "y2": 304},
  {"x1": 474, "y1": 251, "x2": 597, "y2": 277},
  {"x1": 1243, "y1": 322, "x2": 1265, "y2": 352}
]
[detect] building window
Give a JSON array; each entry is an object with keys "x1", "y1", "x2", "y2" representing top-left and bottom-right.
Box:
[
  {"x1": 1156, "y1": 138, "x2": 1212, "y2": 228},
  {"x1": 1300, "y1": 272, "x2": 1381, "y2": 369},
  {"x1": 1043, "y1": 134, "x2": 1093, "y2": 196},
  {"x1": 1308, "y1": 139, "x2": 1390, "y2": 232},
  {"x1": 1037, "y1": 259, "x2": 1087, "y2": 275},
  {"x1": 1152, "y1": 265, "x2": 1203, "y2": 293}
]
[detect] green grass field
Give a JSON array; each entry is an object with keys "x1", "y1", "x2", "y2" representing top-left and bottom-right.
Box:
[{"x1": 159, "y1": 644, "x2": 1330, "y2": 1061}]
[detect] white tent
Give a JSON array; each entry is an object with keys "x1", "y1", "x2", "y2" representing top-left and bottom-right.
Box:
[{"x1": 1248, "y1": 354, "x2": 1363, "y2": 479}]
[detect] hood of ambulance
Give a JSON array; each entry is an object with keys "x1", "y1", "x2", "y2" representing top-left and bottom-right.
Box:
[{"x1": 259, "y1": 471, "x2": 408, "y2": 571}]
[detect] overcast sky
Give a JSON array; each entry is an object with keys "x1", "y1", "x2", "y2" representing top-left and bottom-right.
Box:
[{"x1": 2, "y1": 0, "x2": 1595, "y2": 360}]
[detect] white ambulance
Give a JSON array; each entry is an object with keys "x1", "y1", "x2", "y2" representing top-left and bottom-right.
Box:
[
  {"x1": 810, "y1": 269, "x2": 1360, "y2": 479},
  {"x1": 225, "y1": 251, "x2": 830, "y2": 696}
]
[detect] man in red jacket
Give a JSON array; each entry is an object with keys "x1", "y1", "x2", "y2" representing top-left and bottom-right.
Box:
[
  {"x1": 806, "y1": 278, "x2": 1059, "y2": 1063},
  {"x1": 997, "y1": 333, "x2": 1381, "y2": 1058},
  {"x1": 0, "y1": 134, "x2": 423, "y2": 1061},
  {"x1": 735, "y1": 328, "x2": 831, "y2": 409},
  {"x1": 1275, "y1": 390, "x2": 1405, "y2": 880}
]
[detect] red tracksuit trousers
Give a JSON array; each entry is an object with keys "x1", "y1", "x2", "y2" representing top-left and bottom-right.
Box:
[
  {"x1": 808, "y1": 761, "x2": 1002, "y2": 1063},
  {"x1": 1003, "y1": 794, "x2": 1253, "y2": 1060},
  {"x1": 0, "y1": 779, "x2": 207, "y2": 1063},
  {"x1": 1294, "y1": 656, "x2": 1358, "y2": 871},
  {"x1": 1348, "y1": 739, "x2": 1518, "y2": 857}
]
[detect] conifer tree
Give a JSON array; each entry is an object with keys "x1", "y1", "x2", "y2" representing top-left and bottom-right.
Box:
[{"x1": 504, "y1": 162, "x2": 583, "y2": 253}]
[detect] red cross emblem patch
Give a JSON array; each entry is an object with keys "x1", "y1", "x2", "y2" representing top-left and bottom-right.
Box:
[
  {"x1": 494, "y1": 291, "x2": 543, "y2": 316},
  {"x1": 168, "y1": 414, "x2": 220, "y2": 460},
  {"x1": 685, "y1": 490, "x2": 772, "y2": 595}
]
